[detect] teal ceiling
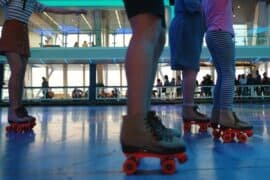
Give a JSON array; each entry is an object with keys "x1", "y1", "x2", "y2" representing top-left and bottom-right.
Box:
[{"x1": 39, "y1": 0, "x2": 171, "y2": 7}]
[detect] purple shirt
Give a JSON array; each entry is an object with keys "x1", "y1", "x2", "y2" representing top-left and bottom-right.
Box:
[{"x1": 202, "y1": 0, "x2": 234, "y2": 36}]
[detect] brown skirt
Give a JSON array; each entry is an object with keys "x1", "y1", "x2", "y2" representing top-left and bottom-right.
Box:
[{"x1": 0, "y1": 19, "x2": 30, "y2": 57}]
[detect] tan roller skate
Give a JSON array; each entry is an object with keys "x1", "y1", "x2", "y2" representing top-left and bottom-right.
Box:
[
  {"x1": 212, "y1": 110, "x2": 253, "y2": 143},
  {"x1": 120, "y1": 114, "x2": 187, "y2": 175},
  {"x1": 147, "y1": 111, "x2": 181, "y2": 137},
  {"x1": 6, "y1": 106, "x2": 36, "y2": 133},
  {"x1": 182, "y1": 105, "x2": 210, "y2": 133}
]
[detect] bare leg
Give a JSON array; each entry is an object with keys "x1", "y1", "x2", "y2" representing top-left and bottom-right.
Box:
[
  {"x1": 7, "y1": 53, "x2": 27, "y2": 110},
  {"x1": 126, "y1": 14, "x2": 164, "y2": 118},
  {"x1": 182, "y1": 69, "x2": 197, "y2": 106},
  {"x1": 121, "y1": 13, "x2": 184, "y2": 151},
  {"x1": 182, "y1": 69, "x2": 209, "y2": 121},
  {"x1": 145, "y1": 28, "x2": 166, "y2": 111},
  {"x1": 7, "y1": 53, "x2": 31, "y2": 122}
]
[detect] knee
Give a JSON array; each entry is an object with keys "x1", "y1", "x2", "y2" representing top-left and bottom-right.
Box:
[{"x1": 133, "y1": 24, "x2": 164, "y2": 46}]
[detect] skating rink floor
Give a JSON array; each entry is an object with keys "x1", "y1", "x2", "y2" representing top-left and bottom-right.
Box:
[{"x1": 0, "y1": 103, "x2": 270, "y2": 180}]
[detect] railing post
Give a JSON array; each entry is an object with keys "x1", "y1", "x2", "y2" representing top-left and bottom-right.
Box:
[
  {"x1": 89, "y1": 64, "x2": 96, "y2": 103},
  {"x1": 0, "y1": 64, "x2": 3, "y2": 103}
]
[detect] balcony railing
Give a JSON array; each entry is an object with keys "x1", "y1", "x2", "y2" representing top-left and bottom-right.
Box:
[{"x1": 1, "y1": 85, "x2": 270, "y2": 104}]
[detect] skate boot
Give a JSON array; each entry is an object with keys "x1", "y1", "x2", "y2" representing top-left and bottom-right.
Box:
[
  {"x1": 19, "y1": 106, "x2": 36, "y2": 122},
  {"x1": 210, "y1": 109, "x2": 220, "y2": 138},
  {"x1": 182, "y1": 105, "x2": 210, "y2": 133},
  {"x1": 121, "y1": 115, "x2": 187, "y2": 175},
  {"x1": 147, "y1": 111, "x2": 181, "y2": 137},
  {"x1": 6, "y1": 106, "x2": 36, "y2": 133},
  {"x1": 213, "y1": 110, "x2": 253, "y2": 143}
]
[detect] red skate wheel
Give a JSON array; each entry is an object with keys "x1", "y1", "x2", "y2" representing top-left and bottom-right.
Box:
[
  {"x1": 178, "y1": 153, "x2": 188, "y2": 164},
  {"x1": 237, "y1": 133, "x2": 247, "y2": 143},
  {"x1": 222, "y1": 132, "x2": 233, "y2": 143},
  {"x1": 184, "y1": 122, "x2": 191, "y2": 133},
  {"x1": 245, "y1": 130, "x2": 253, "y2": 137},
  {"x1": 212, "y1": 129, "x2": 221, "y2": 138},
  {"x1": 161, "y1": 159, "x2": 176, "y2": 174},
  {"x1": 199, "y1": 123, "x2": 208, "y2": 132},
  {"x1": 129, "y1": 156, "x2": 140, "y2": 166},
  {"x1": 123, "y1": 158, "x2": 137, "y2": 175}
]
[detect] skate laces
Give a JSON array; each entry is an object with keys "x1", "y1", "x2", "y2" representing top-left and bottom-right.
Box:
[
  {"x1": 193, "y1": 105, "x2": 207, "y2": 118},
  {"x1": 146, "y1": 113, "x2": 173, "y2": 142}
]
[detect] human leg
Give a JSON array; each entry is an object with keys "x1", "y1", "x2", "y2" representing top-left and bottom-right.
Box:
[
  {"x1": 6, "y1": 53, "x2": 32, "y2": 123},
  {"x1": 121, "y1": 13, "x2": 185, "y2": 153},
  {"x1": 206, "y1": 31, "x2": 252, "y2": 142}
]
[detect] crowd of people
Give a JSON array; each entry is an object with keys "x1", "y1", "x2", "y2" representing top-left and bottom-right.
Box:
[
  {"x1": 236, "y1": 71, "x2": 270, "y2": 96},
  {"x1": 154, "y1": 70, "x2": 270, "y2": 98}
]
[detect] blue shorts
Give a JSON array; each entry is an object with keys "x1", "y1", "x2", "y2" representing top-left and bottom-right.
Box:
[
  {"x1": 169, "y1": 13, "x2": 205, "y2": 71},
  {"x1": 123, "y1": 0, "x2": 166, "y2": 28}
]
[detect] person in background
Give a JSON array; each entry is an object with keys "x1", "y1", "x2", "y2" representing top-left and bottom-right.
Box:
[
  {"x1": 82, "y1": 41, "x2": 88, "y2": 48},
  {"x1": 41, "y1": 77, "x2": 49, "y2": 98},
  {"x1": 74, "y1": 41, "x2": 79, "y2": 48}
]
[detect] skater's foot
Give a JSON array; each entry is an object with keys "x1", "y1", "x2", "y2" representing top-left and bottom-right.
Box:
[
  {"x1": 8, "y1": 106, "x2": 35, "y2": 123},
  {"x1": 219, "y1": 110, "x2": 253, "y2": 130},
  {"x1": 120, "y1": 115, "x2": 186, "y2": 154},
  {"x1": 20, "y1": 106, "x2": 36, "y2": 121},
  {"x1": 147, "y1": 111, "x2": 181, "y2": 137},
  {"x1": 182, "y1": 104, "x2": 209, "y2": 122}
]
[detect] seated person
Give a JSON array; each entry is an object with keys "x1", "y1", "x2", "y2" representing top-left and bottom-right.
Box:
[{"x1": 72, "y1": 88, "x2": 83, "y2": 98}]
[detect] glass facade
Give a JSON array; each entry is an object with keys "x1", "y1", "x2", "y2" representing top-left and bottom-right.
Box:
[{"x1": 0, "y1": 0, "x2": 270, "y2": 103}]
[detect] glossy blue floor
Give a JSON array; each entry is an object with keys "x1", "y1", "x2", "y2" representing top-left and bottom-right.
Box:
[{"x1": 0, "y1": 103, "x2": 269, "y2": 180}]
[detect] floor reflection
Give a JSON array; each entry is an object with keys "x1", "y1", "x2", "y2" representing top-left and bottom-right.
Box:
[{"x1": 0, "y1": 104, "x2": 270, "y2": 179}]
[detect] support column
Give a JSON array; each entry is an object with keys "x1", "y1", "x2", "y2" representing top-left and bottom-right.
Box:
[
  {"x1": 89, "y1": 64, "x2": 96, "y2": 102},
  {"x1": 0, "y1": 64, "x2": 4, "y2": 102},
  {"x1": 25, "y1": 64, "x2": 33, "y2": 99},
  {"x1": 83, "y1": 64, "x2": 86, "y2": 92},
  {"x1": 120, "y1": 64, "x2": 123, "y2": 87},
  {"x1": 63, "y1": 64, "x2": 68, "y2": 98},
  {"x1": 253, "y1": 0, "x2": 268, "y2": 45},
  {"x1": 96, "y1": 64, "x2": 104, "y2": 85},
  {"x1": 94, "y1": 10, "x2": 104, "y2": 87},
  {"x1": 265, "y1": 62, "x2": 269, "y2": 75},
  {"x1": 93, "y1": 10, "x2": 102, "y2": 47}
]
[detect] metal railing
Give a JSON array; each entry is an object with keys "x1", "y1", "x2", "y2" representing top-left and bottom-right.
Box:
[{"x1": 1, "y1": 85, "x2": 270, "y2": 103}]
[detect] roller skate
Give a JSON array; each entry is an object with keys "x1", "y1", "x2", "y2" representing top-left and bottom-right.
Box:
[
  {"x1": 6, "y1": 106, "x2": 36, "y2": 133},
  {"x1": 210, "y1": 109, "x2": 221, "y2": 138},
  {"x1": 147, "y1": 111, "x2": 181, "y2": 137},
  {"x1": 211, "y1": 110, "x2": 253, "y2": 143},
  {"x1": 121, "y1": 115, "x2": 187, "y2": 175},
  {"x1": 182, "y1": 105, "x2": 210, "y2": 133},
  {"x1": 19, "y1": 106, "x2": 36, "y2": 121}
]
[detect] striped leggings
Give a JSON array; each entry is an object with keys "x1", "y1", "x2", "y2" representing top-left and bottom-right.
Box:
[{"x1": 206, "y1": 31, "x2": 235, "y2": 110}]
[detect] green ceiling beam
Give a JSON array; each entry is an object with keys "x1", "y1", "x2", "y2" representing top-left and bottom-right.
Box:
[{"x1": 39, "y1": 0, "x2": 171, "y2": 7}]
